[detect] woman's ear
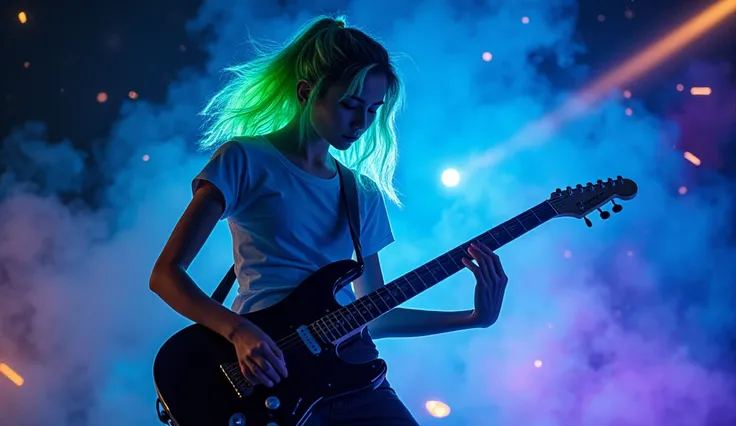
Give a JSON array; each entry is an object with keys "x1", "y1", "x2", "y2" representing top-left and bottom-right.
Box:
[{"x1": 296, "y1": 79, "x2": 312, "y2": 106}]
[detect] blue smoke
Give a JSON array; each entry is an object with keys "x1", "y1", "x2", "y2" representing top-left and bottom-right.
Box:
[{"x1": 1, "y1": 1, "x2": 735, "y2": 425}]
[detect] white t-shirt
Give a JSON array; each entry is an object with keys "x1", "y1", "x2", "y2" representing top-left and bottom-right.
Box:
[{"x1": 192, "y1": 136, "x2": 395, "y2": 315}]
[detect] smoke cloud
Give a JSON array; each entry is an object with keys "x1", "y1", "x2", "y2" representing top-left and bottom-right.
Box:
[{"x1": 2, "y1": 1, "x2": 735, "y2": 425}]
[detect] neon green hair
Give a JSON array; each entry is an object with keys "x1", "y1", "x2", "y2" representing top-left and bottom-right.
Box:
[{"x1": 198, "y1": 15, "x2": 405, "y2": 206}]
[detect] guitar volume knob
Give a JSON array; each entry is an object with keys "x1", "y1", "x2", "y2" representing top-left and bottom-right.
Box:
[{"x1": 265, "y1": 396, "x2": 281, "y2": 410}]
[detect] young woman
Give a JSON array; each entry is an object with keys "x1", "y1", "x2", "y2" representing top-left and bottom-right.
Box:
[{"x1": 150, "y1": 15, "x2": 509, "y2": 425}]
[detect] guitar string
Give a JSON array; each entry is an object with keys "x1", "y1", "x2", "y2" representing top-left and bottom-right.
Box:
[{"x1": 268, "y1": 199, "x2": 565, "y2": 354}]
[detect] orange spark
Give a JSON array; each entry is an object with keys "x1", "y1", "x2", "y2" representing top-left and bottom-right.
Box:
[
  {"x1": 0, "y1": 363, "x2": 24, "y2": 386},
  {"x1": 684, "y1": 151, "x2": 701, "y2": 166},
  {"x1": 690, "y1": 86, "x2": 712, "y2": 95},
  {"x1": 18, "y1": 12, "x2": 27, "y2": 24}
]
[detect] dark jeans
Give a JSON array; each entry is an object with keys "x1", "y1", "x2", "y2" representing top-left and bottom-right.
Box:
[
  {"x1": 303, "y1": 379, "x2": 419, "y2": 426},
  {"x1": 303, "y1": 330, "x2": 419, "y2": 426}
]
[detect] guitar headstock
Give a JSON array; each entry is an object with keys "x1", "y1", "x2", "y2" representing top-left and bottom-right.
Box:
[{"x1": 548, "y1": 176, "x2": 638, "y2": 227}]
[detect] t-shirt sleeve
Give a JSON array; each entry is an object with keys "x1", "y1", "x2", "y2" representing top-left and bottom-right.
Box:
[
  {"x1": 191, "y1": 141, "x2": 250, "y2": 219},
  {"x1": 359, "y1": 177, "x2": 395, "y2": 257}
]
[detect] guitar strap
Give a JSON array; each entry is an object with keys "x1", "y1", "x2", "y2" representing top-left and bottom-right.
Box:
[{"x1": 209, "y1": 159, "x2": 363, "y2": 305}]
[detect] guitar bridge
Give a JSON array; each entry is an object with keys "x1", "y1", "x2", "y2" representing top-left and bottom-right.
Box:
[{"x1": 220, "y1": 363, "x2": 252, "y2": 398}]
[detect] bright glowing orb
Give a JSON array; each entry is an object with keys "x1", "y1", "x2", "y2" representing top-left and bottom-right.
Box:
[{"x1": 441, "y1": 169, "x2": 461, "y2": 187}]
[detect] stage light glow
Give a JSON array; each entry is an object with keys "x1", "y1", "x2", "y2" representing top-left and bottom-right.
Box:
[
  {"x1": 534, "y1": 360, "x2": 543, "y2": 368},
  {"x1": 97, "y1": 92, "x2": 108, "y2": 103},
  {"x1": 425, "y1": 400, "x2": 451, "y2": 418},
  {"x1": 441, "y1": 169, "x2": 461, "y2": 187},
  {"x1": 18, "y1": 12, "x2": 27, "y2": 24},
  {"x1": 482, "y1": 52, "x2": 492, "y2": 62}
]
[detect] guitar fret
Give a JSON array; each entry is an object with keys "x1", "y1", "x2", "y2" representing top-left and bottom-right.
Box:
[
  {"x1": 423, "y1": 264, "x2": 438, "y2": 281},
  {"x1": 350, "y1": 303, "x2": 368, "y2": 323},
  {"x1": 323, "y1": 318, "x2": 338, "y2": 341},
  {"x1": 344, "y1": 309, "x2": 357, "y2": 328},
  {"x1": 336, "y1": 310, "x2": 352, "y2": 332},
  {"x1": 313, "y1": 321, "x2": 329, "y2": 343},
  {"x1": 394, "y1": 279, "x2": 409, "y2": 299},
  {"x1": 487, "y1": 231, "x2": 500, "y2": 247},
  {"x1": 411, "y1": 271, "x2": 427, "y2": 289},
  {"x1": 373, "y1": 289, "x2": 392, "y2": 310}
]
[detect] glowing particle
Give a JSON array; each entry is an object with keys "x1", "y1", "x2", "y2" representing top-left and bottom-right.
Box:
[
  {"x1": 627, "y1": 250, "x2": 634, "y2": 257},
  {"x1": 128, "y1": 90, "x2": 139, "y2": 100},
  {"x1": 683, "y1": 151, "x2": 701, "y2": 166},
  {"x1": 482, "y1": 52, "x2": 493, "y2": 62},
  {"x1": 179, "y1": 44, "x2": 187, "y2": 52},
  {"x1": 441, "y1": 169, "x2": 461, "y2": 187},
  {"x1": 97, "y1": 92, "x2": 108, "y2": 103},
  {"x1": 598, "y1": 14, "x2": 606, "y2": 22},
  {"x1": 676, "y1": 84, "x2": 684, "y2": 92},
  {"x1": 623, "y1": 90, "x2": 632, "y2": 98},
  {"x1": 690, "y1": 86, "x2": 712, "y2": 96},
  {"x1": 678, "y1": 186, "x2": 688, "y2": 195},
  {"x1": 23, "y1": 61, "x2": 30, "y2": 68},
  {"x1": 547, "y1": 323, "x2": 553, "y2": 329},
  {"x1": 625, "y1": 9, "x2": 634, "y2": 19},
  {"x1": 625, "y1": 108, "x2": 633, "y2": 116},
  {"x1": 142, "y1": 154, "x2": 150, "y2": 162},
  {"x1": 534, "y1": 360, "x2": 543, "y2": 368},
  {"x1": 18, "y1": 12, "x2": 27, "y2": 24},
  {"x1": 425, "y1": 400, "x2": 451, "y2": 418},
  {"x1": 521, "y1": 16, "x2": 530, "y2": 24},
  {"x1": 0, "y1": 363, "x2": 24, "y2": 386},
  {"x1": 563, "y1": 250, "x2": 572, "y2": 259}
]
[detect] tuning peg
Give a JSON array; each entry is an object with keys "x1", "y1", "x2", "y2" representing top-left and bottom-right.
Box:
[
  {"x1": 612, "y1": 200, "x2": 623, "y2": 213},
  {"x1": 598, "y1": 208, "x2": 610, "y2": 220},
  {"x1": 584, "y1": 216, "x2": 593, "y2": 227}
]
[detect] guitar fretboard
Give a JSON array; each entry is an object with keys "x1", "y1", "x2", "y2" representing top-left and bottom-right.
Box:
[{"x1": 311, "y1": 200, "x2": 558, "y2": 343}]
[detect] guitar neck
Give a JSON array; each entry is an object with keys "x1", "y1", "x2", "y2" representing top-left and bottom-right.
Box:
[{"x1": 332, "y1": 200, "x2": 558, "y2": 331}]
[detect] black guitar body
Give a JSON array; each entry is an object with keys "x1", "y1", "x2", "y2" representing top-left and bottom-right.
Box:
[{"x1": 153, "y1": 260, "x2": 386, "y2": 426}]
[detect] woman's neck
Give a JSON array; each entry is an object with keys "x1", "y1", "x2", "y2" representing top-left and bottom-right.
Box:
[{"x1": 266, "y1": 118, "x2": 335, "y2": 174}]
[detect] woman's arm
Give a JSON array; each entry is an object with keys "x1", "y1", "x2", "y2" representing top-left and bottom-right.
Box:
[
  {"x1": 352, "y1": 253, "x2": 483, "y2": 339},
  {"x1": 149, "y1": 181, "x2": 246, "y2": 342}
]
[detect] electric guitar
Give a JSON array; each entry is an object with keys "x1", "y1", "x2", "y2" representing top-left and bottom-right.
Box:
[{"x1": 152, "y1": 177, "x2": 638, "y2": 426}]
